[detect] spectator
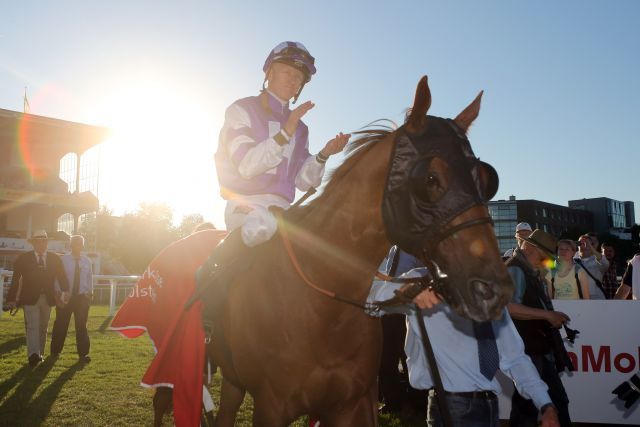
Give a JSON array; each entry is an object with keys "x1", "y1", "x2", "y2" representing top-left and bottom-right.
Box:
[
  {"x1": 615, "y1": 253, "x2": 639, "y2": 300},
  {"x1": 547, "y1": 239, "x2": 590, "y2": 299},
  {"x1": 574, "y1": 233, "x2": 607, "y2": 299},
  {"x1": 503, "y1": 222, "x2": 532, "y2": 258},
  {"x1": 600, "y1": 242, "x2": 619, "y2": 299},
  {"x1": 368, "y1": 262, "x2": 560, "y2": 427},
  {"x1": 50, "y1": 235, "x2": 93, "y2": 362},
  {"x1": 5, "y1": 230, "x2": 69, "y2": 367},
  {"x1": 506, "y1": 229, "x2": 573, "y2": 426}
]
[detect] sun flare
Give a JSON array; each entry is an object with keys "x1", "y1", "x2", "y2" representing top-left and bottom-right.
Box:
[{"x1": 92, "y1": 79, "x2": 223, "y2": 224}]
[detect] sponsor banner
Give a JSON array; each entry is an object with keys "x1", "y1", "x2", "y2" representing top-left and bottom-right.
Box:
[{"x1": 498, "y1": 300, "x2": 640, "y2": 424}]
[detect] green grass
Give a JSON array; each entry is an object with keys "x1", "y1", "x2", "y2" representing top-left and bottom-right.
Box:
[{"x1": 0, "y1": 306, "x2": 425, "y2": 426}]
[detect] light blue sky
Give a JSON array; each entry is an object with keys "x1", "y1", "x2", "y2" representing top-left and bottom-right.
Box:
[{"x1": 2, "y1": 1, "x2": 639, "y2": 227}]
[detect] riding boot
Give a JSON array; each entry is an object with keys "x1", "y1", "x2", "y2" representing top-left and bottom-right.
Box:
[{"x1": 193, "y1": 229, "x2": 251, "y2": 340}]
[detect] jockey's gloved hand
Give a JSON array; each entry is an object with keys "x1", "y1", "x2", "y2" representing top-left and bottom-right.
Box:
[{"x1": 612, "y1": 371, "x2": 640, "y2": 409}]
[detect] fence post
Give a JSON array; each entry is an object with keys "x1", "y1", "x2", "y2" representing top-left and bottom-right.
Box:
[{"x1": 109, "y1": 279, "x2": 117, "y2": 316}]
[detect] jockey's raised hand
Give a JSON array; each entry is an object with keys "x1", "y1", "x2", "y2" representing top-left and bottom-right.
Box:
[
  {"x1": 319, "y1": 132, "x2": 351, "y2": 159},
  {"x1": 284, "y1": 101, "x2": 315, "y2": 137}
]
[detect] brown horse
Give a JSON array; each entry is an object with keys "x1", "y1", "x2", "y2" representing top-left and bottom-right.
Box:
[{"x1": 210, "y1": 76, "x2": 514, "y2": 426}]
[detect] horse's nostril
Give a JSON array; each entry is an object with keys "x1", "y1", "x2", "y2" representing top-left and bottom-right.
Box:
[{"x1": 471, "y1": 280, "x2": 495, "y2": 301}]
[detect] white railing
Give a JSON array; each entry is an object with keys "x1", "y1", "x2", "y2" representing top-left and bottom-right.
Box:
[
  {"x1": 1, "y1": 271, "x2": 141, "y2": 317},
  {"x1": 93, "y1": 275, "x2": 141, "y2": 315}
]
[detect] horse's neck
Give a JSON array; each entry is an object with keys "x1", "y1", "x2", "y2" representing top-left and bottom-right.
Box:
[{"x1": 292, "y1": 140, "x2": 393, "y2": 297}]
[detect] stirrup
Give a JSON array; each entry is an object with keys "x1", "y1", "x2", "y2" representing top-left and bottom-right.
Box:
[{"x1": 203, "y1": 320, "x2": 214, "y2": 344}]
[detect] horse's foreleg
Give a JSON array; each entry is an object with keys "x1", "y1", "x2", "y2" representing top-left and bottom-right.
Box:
[
  {"x1": 251, "y1": 393, "x2": 291, "y2": 427},
  {"x1": 320, "y1": 386, "x2": 379, "y2": 427},
  {"x1": 214, "y1": 377, "x2": 245, "y2": 427},
  {"x1": 153, "y1": 386, "x2": 173, "y2": 427}
]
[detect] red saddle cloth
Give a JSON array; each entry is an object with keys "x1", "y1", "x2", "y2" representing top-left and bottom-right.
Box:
[{"x1": 110, "y1": 229, "x2": 226, "y2": 427}]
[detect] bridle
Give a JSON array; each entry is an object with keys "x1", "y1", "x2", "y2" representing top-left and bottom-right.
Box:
[
  {"x1": 277, "y1": 207, "x2": 494, "y2": 312},
  {"x1": 279, "y1": 113, "x2": 497, "y2": 310}
]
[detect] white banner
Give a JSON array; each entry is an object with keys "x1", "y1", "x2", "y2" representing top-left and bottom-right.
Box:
[{"x1": 498, "y1": 300, "x2": 640, "y2": 424}]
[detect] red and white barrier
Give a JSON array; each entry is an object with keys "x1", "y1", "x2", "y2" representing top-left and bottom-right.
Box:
[{"x1": 497, "y1": 300, "x2": 640, "y2": 424}]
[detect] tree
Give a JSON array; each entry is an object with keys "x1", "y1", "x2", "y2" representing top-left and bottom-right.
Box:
[
  {"x1": 110, "y1": 203, "x2": 178, "y2": 273},
  {"x1": 80, "y1": 204, "x2": 211, "y2": 274},
  {"x1": 177, "y1": 213, "x2": 205, "y2": 239}
]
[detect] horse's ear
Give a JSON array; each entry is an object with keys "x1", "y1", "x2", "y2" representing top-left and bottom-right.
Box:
[
  {"x1": 406, "y1": 76, "x2": 431, "y2": 133},
  {"x1": 454, "y1": 91, "x2": 483, "y2": 133}
]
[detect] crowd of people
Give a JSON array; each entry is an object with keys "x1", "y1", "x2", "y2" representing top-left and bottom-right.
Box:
[{"x1": 503, "y1": 222, "x2": 638, "y2": 301}]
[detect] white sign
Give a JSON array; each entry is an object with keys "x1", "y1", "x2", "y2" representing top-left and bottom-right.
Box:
[{"x1": 498, "y1": 300, "x2": 640, "y2": 424}]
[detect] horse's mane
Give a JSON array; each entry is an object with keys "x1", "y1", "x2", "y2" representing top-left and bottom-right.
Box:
[{"x1": 290, "y1": 120, "x2": 396, "y2": 218}]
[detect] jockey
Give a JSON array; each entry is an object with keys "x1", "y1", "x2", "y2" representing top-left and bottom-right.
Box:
[{"x1": 195, "y1": 41, "x2": 350, "y2": 336}]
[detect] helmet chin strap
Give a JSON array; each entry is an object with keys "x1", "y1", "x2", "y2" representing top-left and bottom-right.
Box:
[{"x1": 292, "y1": 84, "x2": 305, "y2": 104}]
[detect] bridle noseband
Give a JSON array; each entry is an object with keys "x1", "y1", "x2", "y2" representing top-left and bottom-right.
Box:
[{"x1": 374, "y1": 212, "x2": 493, "y2": 309}]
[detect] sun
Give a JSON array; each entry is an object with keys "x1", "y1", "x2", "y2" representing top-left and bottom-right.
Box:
[{"x1": 92, "y1": 78, "x2": 224, "y2": 224}]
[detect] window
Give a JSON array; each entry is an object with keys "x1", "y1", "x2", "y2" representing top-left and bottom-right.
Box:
[
  {"x1": 57, "y1": 213, "x2": 74, "y2": 235},
  {"x1": 59, "y1": 153, "x2": 78, "y2": 193},
  {"x1": 79, "y1": 146, "x2": 100, "y2": 196}
]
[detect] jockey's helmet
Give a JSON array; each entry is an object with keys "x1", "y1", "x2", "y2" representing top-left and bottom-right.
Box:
[{"x1": 263, "y1": 41, "x2": 316, "y2": 84}]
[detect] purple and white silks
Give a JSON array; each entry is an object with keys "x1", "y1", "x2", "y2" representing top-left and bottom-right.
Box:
[{"x1": 215, "y1": 90, "x2": 325, "y2": 245}]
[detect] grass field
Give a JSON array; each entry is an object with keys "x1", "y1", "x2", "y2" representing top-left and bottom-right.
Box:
[{"x1": 0, "y1": 305, "x2": 424, "y2": 426}]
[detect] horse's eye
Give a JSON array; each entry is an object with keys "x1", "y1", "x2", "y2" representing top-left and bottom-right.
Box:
[{"x1": 410, "y1": 158, "x2": 448, "y2": 203}]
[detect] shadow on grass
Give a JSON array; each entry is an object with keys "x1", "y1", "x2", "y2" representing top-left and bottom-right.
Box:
[
  {"x1": 21, "y1": 361, "x2": 85, "y2": 425},
  {"x1": 97, "y1": 315, "x2": 114, "y2": 333},
  {"x1": 0, "y1": 365, "x2": 30, "y2": 404},
  {"x1": 0, "y1": 337, "x2": 24, "y2": 355},
  {"x1": 0, "y1": 356, "x2": 57, "y2": 420}
]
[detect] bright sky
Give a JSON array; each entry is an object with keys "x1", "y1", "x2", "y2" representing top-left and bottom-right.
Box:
[{"x1": 2, "y1": 1, "x2": 639, "y2": 227}]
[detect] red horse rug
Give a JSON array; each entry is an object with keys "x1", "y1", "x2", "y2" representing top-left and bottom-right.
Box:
[{"x1": 110, "y1": 229, "x2": 225, "y2": 426}]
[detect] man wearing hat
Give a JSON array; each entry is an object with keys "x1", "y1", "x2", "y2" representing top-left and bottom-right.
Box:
[
  {"x1": 5, "y1": 230, "x2": 70, "y2": 367},
  {"x1": 506, "y1": 229, "x2": 573, "y2": 426},
  {"x1": 503, "y1": 222, "x2": 532, "y2": 258}
]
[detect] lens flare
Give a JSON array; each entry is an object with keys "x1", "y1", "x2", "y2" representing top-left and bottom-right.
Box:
[
  {"x1": 16, "y1": 84, "x2": 65, "y2": 178},
  {"x1": 543, "y1": 257, "x2": 557, "y2": 270}
]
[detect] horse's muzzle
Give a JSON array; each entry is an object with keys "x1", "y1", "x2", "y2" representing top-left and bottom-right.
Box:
[{"x1": 471, "y1": 279, "x2": 496, "y2": 301}]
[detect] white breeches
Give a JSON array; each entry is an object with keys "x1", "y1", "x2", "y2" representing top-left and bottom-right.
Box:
[{"x1": 224, "y1": 194, "x2": 290, "y2": 247}]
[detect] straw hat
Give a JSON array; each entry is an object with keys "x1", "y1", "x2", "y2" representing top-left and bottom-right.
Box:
[
  {"x1": 521, "y1": 229, "x2": 557, "y2": 258},
  {"x1": 29, "y1": 229, "x2": 49, "y2": 240}
]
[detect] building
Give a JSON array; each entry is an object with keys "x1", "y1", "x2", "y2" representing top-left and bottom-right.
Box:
[
  {"x1": 0, "y1": 108, "x2": 107, "y2": 270},
  {"x1": 489, "y1": 196, "x2": 594, "y2": 254},
  {"x1": 568, "y1": 197, "x2": 636, "y2": 236}
]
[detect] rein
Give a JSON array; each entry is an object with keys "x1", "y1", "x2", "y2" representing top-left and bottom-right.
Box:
[
  {"x1": 277, "y1": 210, "x2": 493, "y2": 312},
  {"x1": 277, "y1": 215, "x2": 372, "y2": 311}
]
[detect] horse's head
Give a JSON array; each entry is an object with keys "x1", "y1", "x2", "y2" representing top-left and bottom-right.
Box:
[{"x1": 383, "y1": 76, "x2": 513, "y2": 321}]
